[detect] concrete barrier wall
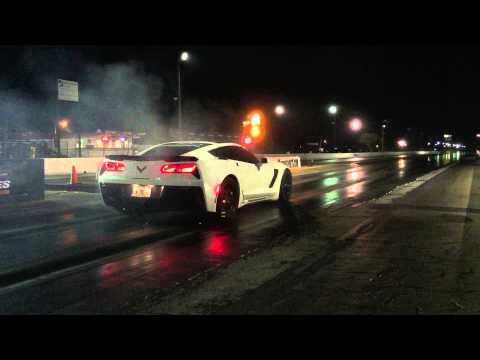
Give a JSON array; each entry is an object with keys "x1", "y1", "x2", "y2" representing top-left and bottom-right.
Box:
[
  {"x1": 256, "y1": 155, "x2": 302, "y2": 168},
  {"x1": 44, "y1": 157, "x2": 104, "y2": 175},
  {"x1": 261, "y1": 151, "x2": 437, "y2": 162}
]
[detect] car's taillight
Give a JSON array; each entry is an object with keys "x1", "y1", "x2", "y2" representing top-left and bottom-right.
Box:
[
  {"x1": 160, "y1": 163, "x2": 198, "y2": 176},
  {"x1": 100, "y1": 160, "x2": 126, "y2": 175}
]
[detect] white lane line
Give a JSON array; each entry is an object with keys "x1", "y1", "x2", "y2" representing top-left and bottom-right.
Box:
[{"x1": 372, "y1": 164, "x2": 455, "y2": 205}]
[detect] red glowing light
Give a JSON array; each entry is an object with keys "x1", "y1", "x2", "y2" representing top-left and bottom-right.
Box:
[
  {"x1": 349, "y1": 118, "x2": 362, "y2": 132},
  {"x1": 206, "y1": 233, "x2": 231, "y2": 256},
  {"x1": 160, "y1": 163, "x2": 197, "y2": 174},
  {"x1": 244, "y1": 137, "x2": 252, "y2": 144},
  {"x1": 101, "y1": 160, "x2": 126, "y2": 173},
  {"x1": 100, "y1": 263, "x2": 117, "y2": 277},
  {"x1": 397, "y1": 139, "x2": 408, "y2": 148},
  {"x1": 58, "y1": 119, "x2": 69, "y2": 129}
]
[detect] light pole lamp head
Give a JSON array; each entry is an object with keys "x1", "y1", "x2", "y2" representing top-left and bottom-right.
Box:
[
  {"x1": 58, "y1": 118, "x2": 69, "y2": 129},
  {"x1": 274, "y1": 105, "x2": 285, "y2": 116},
  {"x1": 180, "y1": 51, "x2": 190, "y2": 62},
  {"x1": 397, "y1": 139, "x2": 408, "y2": 148},
  {"x1": 328, "y1": 105, "x2": 338, "y2": 115}
]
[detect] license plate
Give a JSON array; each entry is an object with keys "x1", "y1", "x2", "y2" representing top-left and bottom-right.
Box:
[{"x1": 131, "y1": 184, "x2": 153, "y2": 198}]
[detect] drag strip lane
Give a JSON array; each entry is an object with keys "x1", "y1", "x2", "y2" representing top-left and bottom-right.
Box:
[{"x1": 0, "y1": 154, "x2": 459, "y2": 313}]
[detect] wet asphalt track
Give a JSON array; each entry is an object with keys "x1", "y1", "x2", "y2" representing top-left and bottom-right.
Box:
[{"x1": 0, "y1": 153, "x2": 459, "y2": 313}]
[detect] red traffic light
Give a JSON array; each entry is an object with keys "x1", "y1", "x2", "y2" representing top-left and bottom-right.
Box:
[
  {"x1": 101, "y1": 135, "x2": 110, "y2": 143},
  {"x1": 242, "y1": 110, "x2": 266, "y2": 145}
]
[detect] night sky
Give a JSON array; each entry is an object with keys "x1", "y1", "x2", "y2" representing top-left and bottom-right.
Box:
[{"x1": 1, "y1": 44, "x2": 479, "y2": 148}]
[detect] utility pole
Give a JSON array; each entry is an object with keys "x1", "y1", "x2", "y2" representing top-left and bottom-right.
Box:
[
  {"x1": 177, "y1": 51, "x2": 190, "y2": 140},
  {"x1": 381, "y1": 125, "x2": 385, "y2": 152},
  {"x1": 328, "y1": 105, "x2": 338, "y2": 151},
  {"x1": 177, "y1": 61, "x2": 182, "y2": 139},
  {"x1": 55, "y1": 101, "x2": 60, "y2": 156},
  {"x1": 381, "y1": 120, "x2": 388, "y2": 152},
  {"x1": 332, "y1": 114, "x2": 337, "y2": 151},
  {"x1": 78, "y1": 133, "x2": 82, "y2": 157}
]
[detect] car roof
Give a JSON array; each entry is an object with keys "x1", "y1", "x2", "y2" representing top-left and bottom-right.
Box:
[
  {"x1": 138, "y1": 141, "x2": 245, "y2": 158},
  {"x1": 161, "y1": 141, "x2": 216, "y2": 145},
  {"x1": 183, "y1": 142, "x2": 244, "y2": 158},
  {"x1": 157, "y1": 141, "x2": 242, "y2": 149}
]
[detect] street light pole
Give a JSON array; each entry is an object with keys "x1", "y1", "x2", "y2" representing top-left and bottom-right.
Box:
[
  {"x1": 381, "y1": 120, "x2": 388, "y2": 152},
  {"x1": 381, "y1": 124, "x2": 386, "y2": 152},
  {"x1": 177, "y1": 60, "x2": 182, "y2": 139},
  {"x1": 272, "y1": 105, "x2": 286, "y2": 153},
  {"x1": 56, "y1": 119, "x2": 69, "y2": 156},
  {"x1": 55, "y1": 100, "x2": 60, "y2": 156},
  {"x1": 328, "y1": 105, "x2": 338, "y2": 151},
  {"x1": 54, "y1": 123, "x2": 59, "y2": 156},
  {"x1": 177, "y1": 51, "x2": 189, "y2": 140},
  {"x1": 78, "y1": 133, "x2": 82, "y2": 157},
  {"x1": 332, "y1": 113, "x2": 337, "y2": 150}
]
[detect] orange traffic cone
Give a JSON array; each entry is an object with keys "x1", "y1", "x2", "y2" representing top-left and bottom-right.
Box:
[{"x1": 70, "y1": 165, "x2": 78, "y2": 185}]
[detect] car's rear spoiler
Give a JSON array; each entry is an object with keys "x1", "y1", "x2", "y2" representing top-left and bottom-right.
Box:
[{"x1": 106, "y1": 155, "x2": 198, "y2": 162}]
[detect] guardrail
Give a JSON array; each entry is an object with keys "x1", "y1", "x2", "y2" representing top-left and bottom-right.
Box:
[
  {"x1": 258, "y1": 155, "x2": 302, "y2": 168},
  {"x1": 257, "y1": 151, "x2": 439, "y2": 168}
]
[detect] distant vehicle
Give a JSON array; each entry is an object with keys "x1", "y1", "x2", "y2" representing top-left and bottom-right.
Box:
[
  {"x1": 296, "y1": 142, "x2": 328, "y2": 153},
  {"x1": 98, "y1": 141, "x2": 292, "y2": 221}
]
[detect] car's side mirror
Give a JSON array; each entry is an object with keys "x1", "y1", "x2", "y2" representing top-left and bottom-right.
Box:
[{"x1": 261, "y1": 157, "x2": 268, "y2": 163}]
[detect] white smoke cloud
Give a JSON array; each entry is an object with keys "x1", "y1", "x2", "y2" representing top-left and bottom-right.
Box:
[{"x1": 1, "y1": 48, "x2": 241, "y2": 144}]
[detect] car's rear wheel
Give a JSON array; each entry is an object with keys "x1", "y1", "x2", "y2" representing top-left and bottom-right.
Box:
[
  {"x1": 279, "y1": 169, "x2": 292, "y2": 203},
  {"x1": 216, "y1": 178, "x2": 239, "y2": 222}
]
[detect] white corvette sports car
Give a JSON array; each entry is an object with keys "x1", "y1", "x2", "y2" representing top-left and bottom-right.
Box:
[{"x1": 98, "y1": 141, "x2": 292, "y2": 220}]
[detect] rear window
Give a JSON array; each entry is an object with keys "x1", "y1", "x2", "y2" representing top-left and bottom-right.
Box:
[{"x1": 139, "y1": 144, "x2": 208, "y2": 159}]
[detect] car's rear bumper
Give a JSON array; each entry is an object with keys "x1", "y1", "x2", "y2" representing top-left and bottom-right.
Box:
[{"x1": 99, "y1": 183, "x2": 206, "y2": 212}]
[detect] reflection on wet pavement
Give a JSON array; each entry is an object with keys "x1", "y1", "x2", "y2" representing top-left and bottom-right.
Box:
[
  {"x1": 323, "y1": 190, "x2": 340, "y2": 206},
  {"x1": 0, "y1": 154, "x2": 463, "y2": 313},
  {"x1": 58, "y1": 228, "x2": 80, "y2": 248},
  {"x1": 204, "y1": 231, "x2": 232, "y2": 258},
  {"x1": 346, "y1": 181, "x2": 364, "y2": 198}
]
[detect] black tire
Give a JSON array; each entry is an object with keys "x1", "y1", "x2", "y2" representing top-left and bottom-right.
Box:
[
  {"x1": 279, "y1": 169, "x2": 292, "y2": 203},
  {"x1": 216, "y1": 177, "x2": 239, "y2": 222}
]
